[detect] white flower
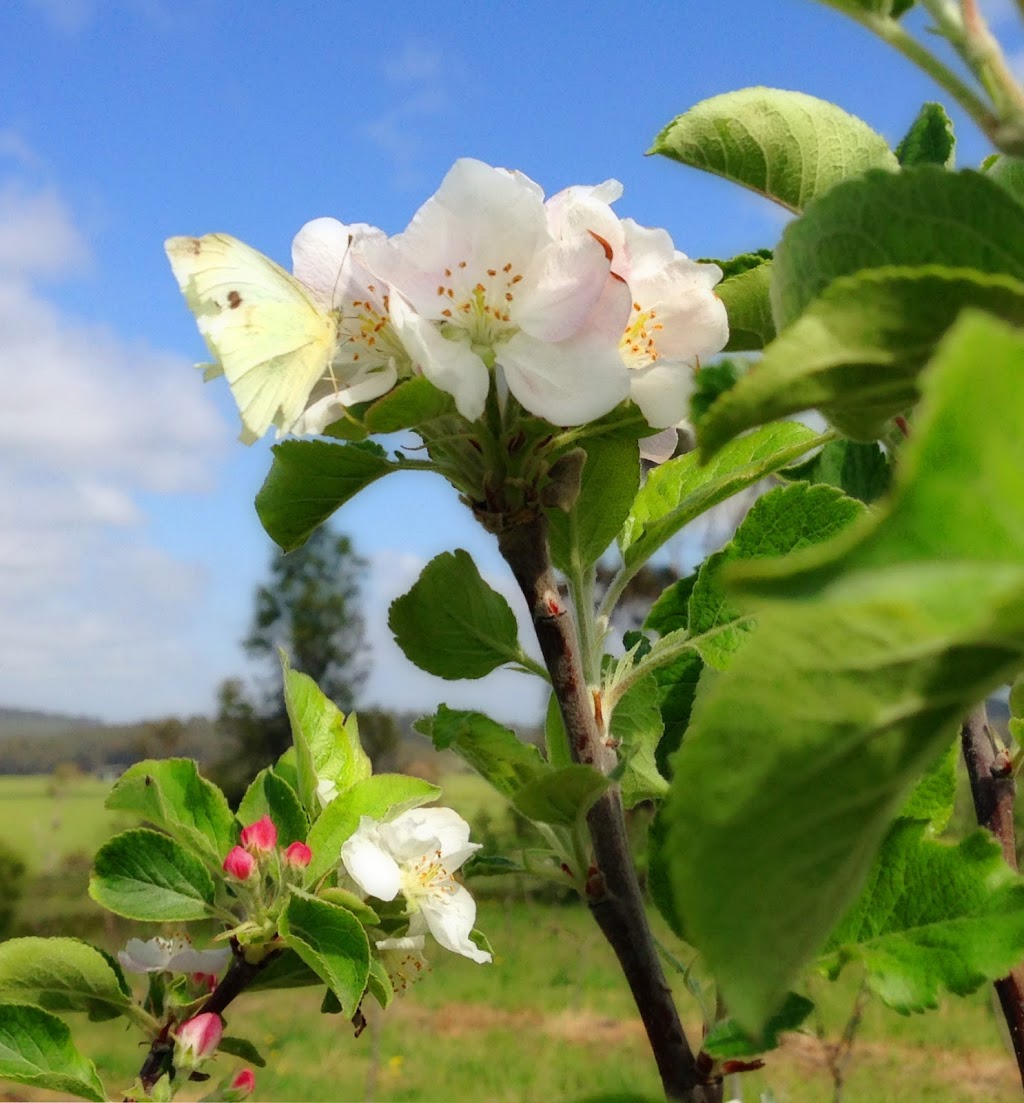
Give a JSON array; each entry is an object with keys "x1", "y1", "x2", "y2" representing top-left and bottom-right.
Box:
[
  {"x1": 290, "y1": 217, "x2": 412, "y2": 434},
  {"x1": 316, "y1": 775, "x2": 339, "y2": 808},
  {"x1": 375, "y1": 935, "x2": 431, "y2": 994},
  {"x1": 546, "y1": 184, "x2": 729, "y2": 429},
  {"x1": 340, "y1": 806, "x2": 491, "y2": 964},
  {"x1": 364, "y1": 158, "x2": 630, "y2": 425},
  {"x1": 117, "y1": 936, "x2": 230, "y2": 975}
]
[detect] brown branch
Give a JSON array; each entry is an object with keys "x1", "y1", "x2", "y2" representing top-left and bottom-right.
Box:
[
  {"x1": 960, "y1": 704, "x2": 1024, "y2": 1089},
  {"x1": 497, "y1": 514, "x2": 721, "y2": 1103}
]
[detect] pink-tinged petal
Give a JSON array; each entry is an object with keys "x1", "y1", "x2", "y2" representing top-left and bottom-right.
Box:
[
  {"x1": 629, "y1": 265, "x2": 729, "y2": 365},
  {"x1": 176, "y1": 1012, "x2": 223, "y2": 1065},
  {"x1": 340, "y1": 819, "x2": 403, "y2": 901},
  {"x1": 545, "y1": 182, "x2": 626, "y2": 265},
  {"x1": 630, "y1": 359, "x2": 697, "y2": 429},
  {"x1": 418, "y1": 885, "x2": 491, "y2": 964},
  {"x1": 229, "y1": 1069, "x2": 256, "y2": 1098},
  {"x1": 284, "y1": 841, "x2": 312, "y2": 869},
  {"x1": 639, "y1": 428, "x2": 679, "y2": 464},
  {"x1": 389, "y1": 294, "x2": 489, "y2": 420},
  {"x1": 512, "y1": 235, "x2": 613, "y2": 342},
  {"x1": 240, "y1": 814, "x2": 277, "y2": 853},
  {"x1": 223, "y1": 846, "x2": 256, "y2": 880},
  {"x1": 618, "y1": 219, "x2": 680, "y2": 281}
]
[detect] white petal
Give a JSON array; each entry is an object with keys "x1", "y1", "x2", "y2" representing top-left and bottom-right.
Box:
[
  {"x1": 389, "y1": 295, "x2": 489, "y2": 420},
  {"x1": 639, "y1": 427, "x2": 678, "y2": 464},
  {"x1": 166, "y1": 945, "x2": 231, "y2": 975},
  {"x1": 513, "y1": 235, "x2": 612, "y2": 343},
  {"x1": 630, "y1": 359, "x2": 696, "y2": 429},
  {"x1": 117, "y1": 937, "x2": 173, "y2": 973},
  {"x1": 340, "y1": 818, "x2": 403, "y2": 901},
  {"x1": 375, "y1": 935, "x2": 427, "y2": 952},
  {"x1": 418, "y1": 885, "x2": 491, "y2": 964},
  {"x1": 380, "y1": 807, "x2": 473, "y2": 864},
  {"x1": 292, "y1": 219, "x2": 386, "y2": 311},
  {"x1": 545, "y1": 182, "x2": 626, "y2": 266}
]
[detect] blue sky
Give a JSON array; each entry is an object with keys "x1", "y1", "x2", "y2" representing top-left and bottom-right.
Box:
[{"x1": 0, "y1": 0, "x2": 1017, "y2": 724}]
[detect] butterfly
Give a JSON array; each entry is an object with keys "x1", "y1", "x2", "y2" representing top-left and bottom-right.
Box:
[{"x1": 165, "y1": 233, "x2": 342, "y2": 443}]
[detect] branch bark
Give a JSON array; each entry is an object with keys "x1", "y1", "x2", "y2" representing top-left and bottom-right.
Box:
[
  {"x1": 960, "y1": 704, "x2": 1024, "y2": 1089},
  {"x1": 497, "y1": 514, "x2": 721, "y2": 1103}
]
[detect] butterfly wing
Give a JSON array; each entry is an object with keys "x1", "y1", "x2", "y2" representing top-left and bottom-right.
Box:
[{"x1": 165, "y1": 233, "x2": 338, "y2": 442}]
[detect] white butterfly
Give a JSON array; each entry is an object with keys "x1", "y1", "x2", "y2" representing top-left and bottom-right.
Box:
[{"x1": 165, "y1": 233, "x2": 342, "y2": 443}]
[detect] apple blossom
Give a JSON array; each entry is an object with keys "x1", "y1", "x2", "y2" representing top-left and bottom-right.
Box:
[
  {"x1": 117, "y1": 936, "x2": 230, "y2": 976},
  {"x1": 364, "y1": 158, "x2": 631, "y2": 425},
  {"x1": 240, "y1": 814, "x2": 277, "y2": 853},
  {"x1": 175, "y1": 1012, "x2": 223, "y2": 1068},
  {"x1": 376, "y1": 935, "x2": 431, "y2": 994},
  {"x1": 340, "y1": 807, "x2": 491, "y2": 964},
  {"x1": 223, "y1": 846, "x2": 257, "y2": 880}
]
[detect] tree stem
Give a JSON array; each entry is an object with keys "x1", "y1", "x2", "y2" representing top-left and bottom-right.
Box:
[
  {"x1": 497, "y1": 514, "x2": 721, "y2": 1103},
  {"x1": 960, "y1": 704, "x2": 1024, "y2": 1090}
]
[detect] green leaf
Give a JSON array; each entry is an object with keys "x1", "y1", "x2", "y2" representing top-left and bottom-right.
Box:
[
  {"x1": 660, "y1": 311, "x2": 1024, "y2": 1033},
  {"x1": 690, "y1": 361, "x2": 746, "y2": 424},
  {"x1": 823, "y1": 0, "x2": 915, "y2": 17},
  {"x1": 282, "y1": 656, "x2": 372, "y2": 819},
  {"x1": 0, "y1": 1003, "x2": 105, "y2": 1101},
  {"x1": 363, "y1": 374, "x2": 454, "y2": 433},
  {"x1": 512, "y1": 765, "x2": 608, "y2": 826},
  {"x1": 650, "y1": 87, "x2": 898, "y2": 213},
  {"x1": 899, "y1": 738, "x2": 958, "y2": 833},
  {"x1": 0, "y1": 938, "x2": 133, "y2": 1023},
  {"x1": 218, "y1": 1035, "x2": 267, "y2": 1068},
  {"x1": 702, "y1": 265, "x2": 1024, "y2": 454},
  {"x1": 105, "y1": 758, "x2": 235, "y2": 868},
  {"x1": 825, "y1": 824, "x2": 1024, "y2": 1012},
  {"x1": 365, "y1": 957, "x2": 394, "y2": 1010},
  {"x1": 688, "y1": 484, "x2": 865, "y2": 670},
  {"x1": 245, "y1": 950, "x2": 321, "y2": 991},
  {"x1": 548, "y1": 437, "x2": 640, "y2": 574},
  {"x1": 237, "y1": 767, "x2": 309, "y2": 848},
  {"x1": 304, "y1": 773, "x2": 440, "y2": 884},
  {"x1": 782, "y1": 439, "x2": 891, "y2": 504},
  {"x1": 416, "y1": 706, "x2": 548, "y2": 799},
  {"x1": 983, "y1": 154, "x2": 1024, "y2": 207},
  {"x1": 279, "y1": 890, "x2": 370, "y2": 1018},
  {"x1": 652, "y1": 651, "x2": 704, "y2": 781},
  {"x1": 716, "y1": 260, "x2": 776, "y2": 351},
  {"x1": 647, "y1": 807, "x2": 685, "y2": 940},
  {"x1": 610, "y1": 675, "x2": 668, "y2": 808},
  {"x1": 620, "y1": 421, "x2": 820, "y2": 569},
  {"x1": 318, "y1": 887, "x2": 380, "y2": 925},
  {"x1": 703, "y1": 992, "x2": 815, "y2": 1059},
  {"x1": 89, "y1": 828, "x2": 216, "y2": 922},
  {"x1": 895, "y1": 103, "x2": 955, "y2": 168},
  {"x1": 256, "y1": 439, "x2": 394, "y2": 552},
  {"x1": 389, "y1": 550, "x2": 523, "y2": 679},
  {"x1": 543, "y1": 692, "x2": 574, "y2": 771},
  {"x1": 772, "y1": 168, "x2": 1024, "y2": 328}
]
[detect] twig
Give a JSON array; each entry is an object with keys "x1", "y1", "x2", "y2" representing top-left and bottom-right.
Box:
[
  {"x1": 960, "y1": 704, "x2": 1024, "y2": 1090},
  {"x1": 496, "y1": 513, "x2": 721, "y2": 1103}
]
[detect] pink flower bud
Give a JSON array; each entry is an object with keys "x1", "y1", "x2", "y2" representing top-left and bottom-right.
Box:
[
  {"x1": 283, "y1": 841, "x2": 312, "y2": 869},
  {"x1": 223, "y1": 845, "x2": 256, "y2": 880},
  {"x1": 175, "y1": 1012, "x2": 223, "y2": 1066},
  {"x1": 191, "y1": 971, "x2": 218, "y2": 994},
  {"x1": 230, "y1": 1068, "x2": 256, "y2": 1098},
  {"x1": 240, "y1": 814, "x2": 278, "y2": 853}
]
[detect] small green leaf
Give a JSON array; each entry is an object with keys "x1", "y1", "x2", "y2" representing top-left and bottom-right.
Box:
[
  {"x1": 983, "y1": 154, "x2": 1024, "y2": 207},
  {"x1": 319, "y1": 887, "x2": 380, "y2": 925},
  {"x1": 245, "y1": 950, "x2": 321, "y2": 991},
  {"x1": 702, "y1": 265, "x2": 1024, "y2": 454},
  {"x1": 365, "y1": 957, "x2": 394, "y2": 1010},
  {"x1": 895, "y1": 103, "x2": 955, "y2": 168},
  {"x1": 899, "y1": 738, "x2": 958, "y2": 833},
  {"x1": 282, "y1": 657, "x2": 372, "y2": 819},
  {"x1": 363, "y1": 375, "x2": 453, "y2": 433},
  {"x1": 89, "y1": 828, "x2": 216, "y2": 922},
  {"x1": 105, "y1": 758, "x2": 235, "y2": 867},
  {"x1": 218, "y1": 1035, "x2": 267, "y2": 1068},
  {"x1": 620, "y1": 422, "x2": 820, "y2": 569},
  {"x1": 782, "y1": 440, "x2": 890, "y2": 504},
  {"x1": 772, "y1": 168, "x2": 1024, "y2": 328},
  {"x1": 279, "y1": 891, "x2": 370, "y2": 1018},
  {"x1": 416, "y1": 706, "x2": 548, "y2": 799},
  {"x1": 703, "y1": 993, "x2": 815, "y2": 1059},
  {"x1": 0, "y1": 938, "x2": 132, "y2": 1023},
  {"x1": 256, "y1": 439, "x2": 394, "y2": 552},
  {"x1": 304, "y1": 774, "x2": 440, "y2": 884},
  {"x1": 716, "y1": 260, "x2": 776, "y2": 351},
  {"x1": 690, "y1": 361, "x2": 746, "y2": 424},
  {"x1": 610, "y1": 675, "x2": 668, "y2": 808},
  {"x1": 825, "y1": 824, "x2": 1024, "y2": 1013},
  {"x1": 0, "y1": 1003, "x2": 105, "y2": 1101},
  {"x1": 237, "y1": 767, "x2": 309, "y2": 848},
  {"x1": 548, "y1": 437, "x2": 640, "y2": 574},
  {"x1": 651, "y1": 88, "x2": 897, "y2": 213},
  {"x1": 389, "y1": 550, "x2": 523, "y2": 679},
  {"x1": 512, "y1": 765, "x2": 608, "y2": 826}
]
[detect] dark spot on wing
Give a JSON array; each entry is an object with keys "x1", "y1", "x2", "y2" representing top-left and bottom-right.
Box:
[
  {"x1": 227, "y1": 290, "x2": 243, "y2": 309},
  {"x1": 189, "y1": 239, "x2": 202, "y2": 255}
]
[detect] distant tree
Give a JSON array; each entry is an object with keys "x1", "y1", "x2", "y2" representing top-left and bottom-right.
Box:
[{"x1": 214, "y1": 526, "x2": 369, "y2": 801}]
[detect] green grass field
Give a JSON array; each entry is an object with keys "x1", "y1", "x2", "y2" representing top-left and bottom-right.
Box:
[{"x1": 0, "y1": 773, "x2": 1021, "y2": 1102}]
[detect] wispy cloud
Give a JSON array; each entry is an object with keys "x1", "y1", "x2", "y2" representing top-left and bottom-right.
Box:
[
  {"x1": 365, "y1": 39, "x2": 448, "y2": 192},
  {"x1": 27, "y1": 0, "x2": 172, "y2": 34},
  {"x1": 0, "y1": 166, "x2": 229, "y2": 720}
]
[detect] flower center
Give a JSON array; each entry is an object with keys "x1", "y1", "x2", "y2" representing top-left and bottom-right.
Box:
[
  {"x1": 334, "y1": 288, "x2": 403, "y2": 367},
  {"x1": 621, "y1": 302, "x2": 664, "y2": 369},
  {"x1": 435, "y1": 260, "x2": 525, "y2": 357},
  {"x1": 402, "y1": 847, "x2": 456, "y2": 902}
]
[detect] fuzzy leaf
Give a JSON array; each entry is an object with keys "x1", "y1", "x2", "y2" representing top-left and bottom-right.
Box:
[
  {"x1": 716, "y1": 259, "x2": 776, "y2": 351},
  {"x1": 237, "y1": 767, "x2": 309, "y2": 848},
  {"x1": 703, "y1": 992, "x2": 815, "y2": 1058},
  {"x1": 362, "y1": 375, "x2": 453, "y2": 433},
  {"x1": 650, "y1": 88, "x2": 897, "y2": 213},
  {"x1": 895, "y1": 103, "x2": 955, "y2": 168},
  {"x1": 610, "y1": 675, "x2": 668, "y2": 808},
  {"x1": 512, "y1": 765, "x2": 608, "y2": 826},
  {"x1": 0, "y1": 1003, "x2": 105, "y2": 1101},
  {"x1": 782, "y1": 439, "x2": 890, "y2": 504}
]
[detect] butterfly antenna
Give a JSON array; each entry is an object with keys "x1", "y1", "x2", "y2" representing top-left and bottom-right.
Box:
[{"x1": 330, "y1": 233, "x2": 355, "y2": 311}]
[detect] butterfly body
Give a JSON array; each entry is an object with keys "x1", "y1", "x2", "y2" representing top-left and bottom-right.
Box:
[{"x1": 165, "y1": 233, "x2": 340, "y2": 442}]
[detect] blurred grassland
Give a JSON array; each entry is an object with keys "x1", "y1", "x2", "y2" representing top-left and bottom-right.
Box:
[{"x1": 0, "y1": 772, "x2": 1019, "y2": 1102}]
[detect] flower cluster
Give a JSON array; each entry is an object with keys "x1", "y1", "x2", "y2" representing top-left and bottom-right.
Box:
[
  {"x1": 179, "y1": 158, "x2": 728, "y2": 440},
  {"x1": 222, "y1": 815, "x2": 312, "y2": 883}
]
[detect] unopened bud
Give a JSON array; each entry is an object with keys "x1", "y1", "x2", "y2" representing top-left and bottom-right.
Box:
[
  {"x1": 240, "y1": 814, "x2": 278, "y2": 853},
  {"x1": 228, "y1": 1068, "x2": 255, "y2": 1099},
  {"x1": 284, "y1": 841, "x2": 312, "y2": 869},
  {"x1": 175, "y1": 1012, "x2": 223, "y2": 1068},
  {"x1": 223, "y1": 845, "x2": 257, "y2": 880}
]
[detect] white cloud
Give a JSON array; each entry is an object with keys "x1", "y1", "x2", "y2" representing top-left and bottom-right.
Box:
[
  {"x1": 0, "y1": 173, "x2": 229, "y2": 720},
  {"x1": 27, "y1": 0, "x2": 94, "y2": 33}
]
